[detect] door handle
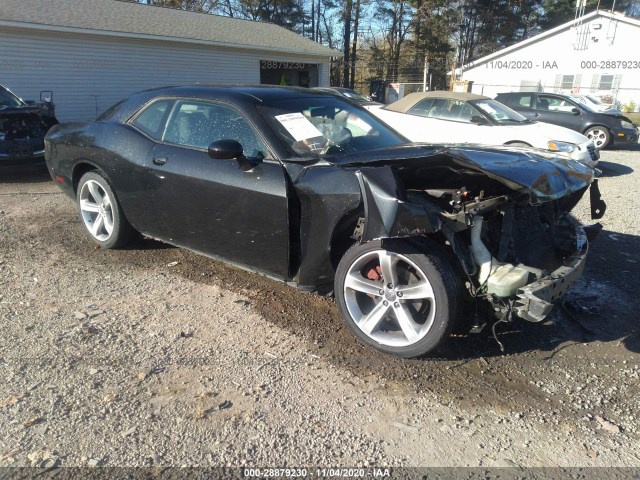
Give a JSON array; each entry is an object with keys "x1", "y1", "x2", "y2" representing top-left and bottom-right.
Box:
[{"x1": 153, "y1": 156, "x2": 167, "y2": 166}]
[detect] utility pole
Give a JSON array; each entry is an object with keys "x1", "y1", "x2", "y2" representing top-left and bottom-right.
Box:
[
  {"x1": 422, "y1": 53, "x2": 428, "y2": 91},
  {"x1": 350, "y1": 0, "x2": 361, "y2": 90},
  {"x1": 342, "y1": 0, "x2": 353, "y2": 87}
]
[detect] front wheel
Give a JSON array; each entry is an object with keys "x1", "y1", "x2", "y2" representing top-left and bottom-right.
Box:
[
  {"x1": 334, "y1": 239, "x2": 462, "y2": 358},
  {"x1": 77, "y1": 171, "x2": 133, "y2": 249},
  {"x1": 584, "y1": 126, "x2": 611, "y2": 149}
]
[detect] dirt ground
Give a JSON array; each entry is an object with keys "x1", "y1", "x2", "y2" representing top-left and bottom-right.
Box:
[{"x1": 0, "y1": 147, "x2": 639, "y2": 469}]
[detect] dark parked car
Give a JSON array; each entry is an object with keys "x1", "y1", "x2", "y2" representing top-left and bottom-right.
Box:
[
  {"x1": 495, "y1": 91, "x2": 638, "y2": 149},
  {"x1": 0, "y1": 84, "x2": 58, "y2": 171},
  {"x1": 45, "y1": 86, "x2": 605, "y2": 357},
  {"x1": 312, "y1": 87, "x2": 383, "y2": 107}
]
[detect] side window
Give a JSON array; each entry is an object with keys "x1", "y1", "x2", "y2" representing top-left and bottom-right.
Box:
[
  {"x1": 407, "y1": 98, "x2": 434, "y2": 117},
  {"x1": 538, "y1": 95, "x2": 575, "y2": 113},
  {"x1": 131, "y1": 100, "x2": 172, "y2": 139},
  {"x1": 517, "y1": 95, "x2": 533, "y2": 108},
  {"x1": 501, "y1": 95, "x2": 531, "y2": 109},
  {"x1": 162, "y1": 100, "x2": 270, "y2": 159},
  {"x1": 428, "y1": 99, "x2": 472, "y2": 122}
]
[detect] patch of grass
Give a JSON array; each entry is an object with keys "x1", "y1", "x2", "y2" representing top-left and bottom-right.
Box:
[{"x1": 625, "y1": 112, "x2": 640, "y2": 127}]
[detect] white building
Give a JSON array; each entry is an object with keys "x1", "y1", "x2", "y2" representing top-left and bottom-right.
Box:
[
  {"x1": 0, "y1": 0, "x2": 337, "y2": 122},
  {"x1": 461, "y1": 10, "x2": 640, "y2": 109}
]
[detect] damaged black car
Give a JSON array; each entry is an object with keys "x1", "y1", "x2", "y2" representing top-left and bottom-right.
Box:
[
  {"x1": 44, "y1": 86, "x2": 605, "y2": 357},
  {"x1": 1, "y1": 84, "x2": 58, "y2": 171}
]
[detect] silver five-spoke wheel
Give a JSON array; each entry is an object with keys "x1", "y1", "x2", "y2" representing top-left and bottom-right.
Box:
[
  {"x1": 344, "y1": 249, "x2": 436, "y2": 347},
  {"x1": 80, "y1": 179, "x2": 114, "y2": 241},
  {"x1": 76, "y1": 171, "x2": 133, "y2": 249},
  {"x1": 335, "y1": 239, "x2": 461, "y2": 357}
]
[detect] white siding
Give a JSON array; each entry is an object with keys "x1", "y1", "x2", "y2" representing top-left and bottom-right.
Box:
[
  {"x1": 0, "y1": 26, "x2": 332, "y2": 122},
  {"x1": 462, "y1": 14, "x2": 640, "y2": 106}
]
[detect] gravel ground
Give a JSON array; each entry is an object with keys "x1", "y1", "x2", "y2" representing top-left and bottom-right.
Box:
[{"x1": 0, "y1": 147, "x2": 639, "y2": 469}]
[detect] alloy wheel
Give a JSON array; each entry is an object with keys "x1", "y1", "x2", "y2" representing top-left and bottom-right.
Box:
[
  {"x1": 343, "y1": 249, "x2": 437, "y2": 347},
  {"x1": 79, "y1": 179, "x2": 114, "y2": 242},
  {"x1": 585, "y1": 127, "x2": 609, "y2": 149}
]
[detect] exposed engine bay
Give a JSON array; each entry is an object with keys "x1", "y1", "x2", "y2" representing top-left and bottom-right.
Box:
[
  {"x1": 349, "y1": 147, "x2": 606, "y2": 338},
  {"x1": 0, "y1": 85, "x2": 58, "y2": 167}
]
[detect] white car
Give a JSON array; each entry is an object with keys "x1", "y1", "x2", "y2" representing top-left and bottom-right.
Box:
[
  {"x1": 367, "y1": 92, "x2": 599, "y2": 167},
  {"x1": 568, "y1": 94, "x2": 622, "y2": 114}
]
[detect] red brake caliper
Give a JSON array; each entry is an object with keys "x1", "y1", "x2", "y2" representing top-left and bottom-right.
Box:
[{"x1": 366, "y1": 265, "x2": 383, "y2": 282}]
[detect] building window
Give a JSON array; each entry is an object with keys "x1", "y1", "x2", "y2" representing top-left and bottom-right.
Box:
[
  {"x1": 561, "y1": 75, "x2": 575, "y2": 90},
  {"x1": 598, "y1": 74, "x2": 614, "y2": 91}
]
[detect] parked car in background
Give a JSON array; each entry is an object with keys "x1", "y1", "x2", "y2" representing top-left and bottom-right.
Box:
[
  {"x1": 312, "y1": 87, "x2": 383, "y2": 107},
  {"x1": 495, "y1": 91, "x2": 637, "y2": 149},
  {"x1": 0, "y1": 84, "x2": 58, "y2": 171},
  {"x1": 568, "y1": 94, "x2": 622, "y2": 114},
  {"x1": 367, "y1": 91, "x2": 599, "y2": 167},
  {"x1": 45, "y1": 85, "x2": 605, "y2": 357}
]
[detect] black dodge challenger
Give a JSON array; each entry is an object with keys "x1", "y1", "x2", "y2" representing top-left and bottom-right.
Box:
[{"x1": 45, "y1": 86, "x2": 605, "y2": 357}]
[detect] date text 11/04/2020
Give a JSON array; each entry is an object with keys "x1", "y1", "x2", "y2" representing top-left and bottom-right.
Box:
[{"x1": 485, "y1": 60, "x2": 640, "y2": 69}]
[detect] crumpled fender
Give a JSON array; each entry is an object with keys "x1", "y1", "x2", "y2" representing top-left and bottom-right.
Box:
[{"x1": 355, "y1": 166, "x2": 442, "y2": 243}]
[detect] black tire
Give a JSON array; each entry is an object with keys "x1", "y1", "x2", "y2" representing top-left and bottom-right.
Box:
[
  {"x1": 584, "y1": 125, "x2": 611, "y2": 150},
  {"x1": 334, "y1": 238, "x2": 462, "y2": 358},
  {"x1": 76, "y1": 171, "x2": 133, "y2": 249}
]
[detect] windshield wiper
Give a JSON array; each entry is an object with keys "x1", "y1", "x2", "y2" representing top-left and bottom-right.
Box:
[{"x1": 499, "y1": 118, "x2": 531, "y2": 124}]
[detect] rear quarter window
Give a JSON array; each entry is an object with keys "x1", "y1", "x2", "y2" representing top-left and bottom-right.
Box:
[
  {"x1": 500, "y1": 94, "x2": 532, "y2": 109},
  {"x1": 130, "y1": 100, "x2": 173, "y2": 139}
]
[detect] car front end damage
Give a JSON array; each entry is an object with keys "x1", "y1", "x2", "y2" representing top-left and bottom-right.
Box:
[
  {"x1": 0, "y1": 106, "x2": 58, "y2": 171},
  {"x1": 348, "y1": 145, "x2": 605, "y2": 329}
]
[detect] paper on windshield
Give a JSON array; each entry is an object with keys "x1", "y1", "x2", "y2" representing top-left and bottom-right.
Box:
[
  {"x1": 477, "y1": 102, "x2": 497, "y2": 114},
  {"x1": 275, "y1": 113, "x2": 323, "y2": 141}
]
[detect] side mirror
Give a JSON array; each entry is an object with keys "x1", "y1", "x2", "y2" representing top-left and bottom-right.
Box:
[
  {"x1": 470, "y1": 115, "x2": 489, "y2": 125},
  {"x1": 208, "y1": 139, "x2": 256, "y2": 172},
  {"x1": 208, "y1": 139, "x2": 243, "y2": 160},
  {"x1": 40, "y1": 91, "x2": 53, "y2": 103},
  {"x1": 571, "y1": 107, "x2": 581, "y2": 115}
]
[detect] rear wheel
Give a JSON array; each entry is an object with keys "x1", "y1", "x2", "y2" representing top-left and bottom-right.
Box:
[
  {"x1": 584, "y1": 126, "x2": 611, "y2": 149},
  {"x1": 334, "y1": 239, "x2": 461, "y2": 357},
  {"x1": 77, "y1": 171, "x2": 133, "y2": 249}
]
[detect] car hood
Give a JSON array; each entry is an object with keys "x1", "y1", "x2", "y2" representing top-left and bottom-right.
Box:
[
  {"x1": 334, "y1": 144, "x2": 594, "y2": 203},
  {"x1": 0, "y1": 105, "x2": 48, "y2": 117},
  {"x1": 600, "y1": 110, "x2": 631, "y2": 122},
  {"x1": 513, "y1": 121, "x2": 590, "y2": 144}
]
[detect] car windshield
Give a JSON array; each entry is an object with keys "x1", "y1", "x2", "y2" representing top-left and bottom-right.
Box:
[
  {"x1": 0, "y1": 87, "x2": 24, "y2": 109},
  {"x1": 585, "y1": 95, "x2": 605, "y2": 105},
  {"x1": 257, "y1": 96, "x2": 405, "y2": 158},
  {"x1": 471, "y1": 99, "x2": 529, "y2": 124},
  {"x1": 339, "y1": 89, "x2": 369, "y2": 102}
]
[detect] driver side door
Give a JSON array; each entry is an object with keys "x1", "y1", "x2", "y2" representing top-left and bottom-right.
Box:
[
  {"x1": 138, "y1": 99, "x2": 291, "y2": 278},
  {"x1": 534, "y1": 94, "x2": 583, "y2": 131}
]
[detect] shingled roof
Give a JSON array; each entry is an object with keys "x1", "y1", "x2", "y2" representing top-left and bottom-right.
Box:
[{"x1": 0, "y1": 0, "x2": 337, "y2": 56}]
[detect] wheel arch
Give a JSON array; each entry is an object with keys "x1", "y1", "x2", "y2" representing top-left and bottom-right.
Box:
[
  {"x1": 329, "y1": 206, "x2": 363, "y2": 271},
  {"x1": 72, "y1": 161, "x2": 102, "y2": 196},
  {"x1": 328, "y1": 207, "x2": 457, "y2": 276}
]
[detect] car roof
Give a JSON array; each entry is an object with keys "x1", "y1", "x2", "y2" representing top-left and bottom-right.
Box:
[
  {"x1": 102, "y1": 84, "x2": 352, "y2": 124},
  {"x1": 385, "y1": 90, "x2": 489, "y2": 112},
  {"x1": 138, "y1": 84, "x2": 334, "y2": 102}
]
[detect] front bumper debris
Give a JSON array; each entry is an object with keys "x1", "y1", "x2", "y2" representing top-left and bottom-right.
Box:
[{"x1": 514, "y1": 224, "x2": 588, "y2": 322}]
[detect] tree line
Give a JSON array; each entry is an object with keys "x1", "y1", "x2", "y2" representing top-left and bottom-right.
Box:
[{"x1": 136, "y1": 0, "x2": 640, "y2": 92}]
